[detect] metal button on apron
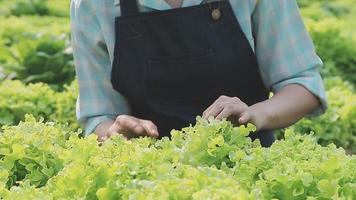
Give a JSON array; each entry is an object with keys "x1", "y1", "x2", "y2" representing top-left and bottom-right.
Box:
[{"x1": 211, "y1": 9, "x2": 221, "y2": 20}]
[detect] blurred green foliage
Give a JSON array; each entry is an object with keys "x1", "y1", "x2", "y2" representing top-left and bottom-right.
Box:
[
  {"x1": 0, "y1": 16, "x2": 69, "y2": 44},
  {"x1": 298, "y1": 0, "x2": 356, "y2": 86},
  {"x1": 0, "y1": 1, "x2": 72, "y2": 90},
  {"x1": 10, "y1": 0, "x2": 49, "y2": 16},
  {"x1": 311, "y1": 27, "x2": 356, "y2": 85},
  {"x1": 0, "y1": 0, "x2": 70, "y2": 17},
  {"x1": 1, "y1": 34, "x2": 75, "y2": 91},
  {"x1": 277, "y1": 78, "x2": 356, "y2": 153}
]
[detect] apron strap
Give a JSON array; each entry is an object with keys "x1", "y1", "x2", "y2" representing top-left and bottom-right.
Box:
[{"x1": 120, "y1": 0, "x2": 139, "y2": 17}]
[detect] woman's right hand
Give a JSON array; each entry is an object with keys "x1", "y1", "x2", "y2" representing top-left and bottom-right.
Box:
[{"x1": 96, "y1": 115, "x2": 159, "y2": 141}]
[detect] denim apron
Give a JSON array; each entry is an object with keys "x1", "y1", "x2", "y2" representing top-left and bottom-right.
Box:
[{"x1": 111, "y1": 0, "x2": 275, "y2": 147}]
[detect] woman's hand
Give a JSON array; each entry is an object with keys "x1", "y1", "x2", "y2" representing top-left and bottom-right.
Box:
[
  {"x1": 202, "y1": 84, "x2": 321, "y2": 132},
  {"x1": 96, "y1": 115, "x2": 159, "y2": 141},
  {"x1": 202, "y1": 95, "x2": 268, "y2": 131}
]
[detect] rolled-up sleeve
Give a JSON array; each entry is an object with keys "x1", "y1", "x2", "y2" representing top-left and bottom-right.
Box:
[
  {"x1": 252, "y1": 0, "x2": 327, "y2": 116},
  {"x1": 70, "y1": 0, "x2": 129, "y2": 136}
]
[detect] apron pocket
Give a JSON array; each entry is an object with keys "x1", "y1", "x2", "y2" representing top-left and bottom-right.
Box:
[{"x1": 147, "y1": 48, "x2": 217, "y2": 104}]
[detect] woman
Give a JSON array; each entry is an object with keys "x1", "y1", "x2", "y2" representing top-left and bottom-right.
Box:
[{"x1": 71, "y1": 0, "x2": 327, "y2": 146}]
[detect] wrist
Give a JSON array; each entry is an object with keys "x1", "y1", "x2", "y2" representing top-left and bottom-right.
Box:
[{"x1": 249, "y1": 101, "x2": 274, "y2": 131}]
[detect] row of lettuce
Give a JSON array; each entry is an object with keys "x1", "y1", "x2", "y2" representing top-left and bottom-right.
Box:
[
  {"x1": 0, "y1": 0, "x2": 354, "y2": 199},
  {"x1": 0, "y1": 117, "x2": 355, "y2": 199},
  {"x1": 0, "y1": 0, "x2": 354, "y2": 152}
]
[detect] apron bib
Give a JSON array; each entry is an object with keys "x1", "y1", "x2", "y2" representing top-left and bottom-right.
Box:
[{"x1": 111, "y1": 0, "x2": 275, "y2": 147}]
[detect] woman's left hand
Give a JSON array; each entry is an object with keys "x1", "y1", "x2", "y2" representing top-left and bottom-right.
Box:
[{"x1": 202, "y1": 95, "x2": 267, "y2": 131}]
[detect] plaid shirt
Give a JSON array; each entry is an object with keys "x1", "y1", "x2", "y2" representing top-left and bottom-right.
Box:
[{"x1": 70, "y1": 0, "x2": 327, "y2": 136}]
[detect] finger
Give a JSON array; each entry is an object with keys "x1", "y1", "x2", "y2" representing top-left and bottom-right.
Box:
[
  {"x1": 216, "y1": 102, "x2": 249, "y2": 120},
  {"x1": 131, "y1": 124, "x2": 146, "y2": 136},
  {"x1": 202, "y1": 103, "x2": 215, "y2": 119},
  {"x1": 202, "y1": 100, "x2": 218, "y2": 119},
  {"x1": 110, "y1": 116, "x2": 140, "y2": 136},
  {"x1": 202, "y1": 96, "x2": 223, "y2": 119},
  {"x1": 239, "y1": 111, "x2": 251, "y2": 124},
  {"x1": 203, "y1": 95, "x2": 234, "y2": 119},
  {"x1": 140, "y1": 120, "x2": 159, "y2": 138},
  {"x1": 215, "y1": 107, "x2": 233, "y2": 120},
  {"x1": 107, "y1": 123, "x2": 125, "y2": 137},
  {"x1": 204, "y1": 103, "x2": 224, "y2": 119},
  {"x1": 114, "y1": 115, "x2": 136, "y2": 130},
  {"x1": 98, "y1": 136, "x2": 108, "y2": 142}
]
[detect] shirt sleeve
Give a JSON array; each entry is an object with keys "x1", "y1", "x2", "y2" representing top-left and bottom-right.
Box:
[
  {"x1": 70, "y1": 0, "x2": 129, "y2": 136},
  {"x1": 251, "y1": 0, "x2": 327, "y2": 116}
]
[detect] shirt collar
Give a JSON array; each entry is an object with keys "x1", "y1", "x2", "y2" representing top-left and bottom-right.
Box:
[{"x1": 114, "y1": 0, "x2": 204, "y2": 10}]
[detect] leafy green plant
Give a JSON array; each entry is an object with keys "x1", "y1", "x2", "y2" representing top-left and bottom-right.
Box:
[
  {"x1": 298, "y1": 0, "x2": 356, "y2": 86},
  {"x1": 0, "y1": 16, "x2": 70, "y2": 78},
  {"x1": 310, "y1": 27, "x2": 356, "y2": 85},
  {"x1": 9, "y1": 0, "x2": 48, "y2": 16},
  {"x1": 0, "y1": 27, "x2": 36, "y2": 47},
  {"x1": 0, "y1": 16, "x2": 70, "y2": 44},
  {"x1": 0, "y1": 80, "x2": 79, "y2": 131},
  {"x1": 3, "y1": 34, "x2": 75, "y2": 90},
  {"x1": 0, "y1": 1, "x2": 354, "y2": 198},
  {"x1": 298, "y1": 0, "x2": 351, "y2": 18},
  {"x1": 0, "y1": 115, "x2": 71, "y2": 191},
  {"x1": 50, "y1": 80, "x2": 80, "y2": 131},
  {"x1": 46, "y1": 0, "x2": 71, "y2": 18},
  {"x1": 291, "y1": 78, "x2": 356, "y2": 153},
  {"x1": 0, "y1": 0, "x2": 70, "y2": 17},
  {"x1": 0, "y1": 117, "x2": 354, "y2": 199},
  {"x1": 233, "y1": 129, "x2": 356, "y2": 199},
  {"x1": 0, "y1": 80, "x2": 56, "y2": 126}
]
